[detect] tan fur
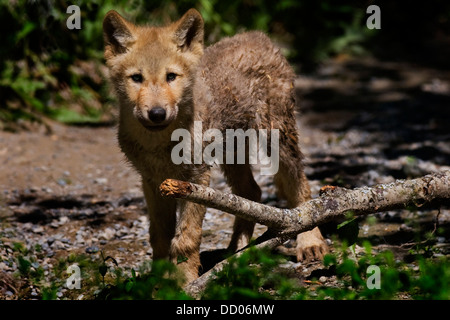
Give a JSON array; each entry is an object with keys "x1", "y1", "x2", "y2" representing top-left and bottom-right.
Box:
[{"x1": 103, "y1": 9, "x2": 327, "y2": 283}]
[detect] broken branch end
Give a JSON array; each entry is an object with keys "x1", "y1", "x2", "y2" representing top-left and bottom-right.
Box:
[{"x1": 160, "y1": 179, "x2": 193, "y2": 198}]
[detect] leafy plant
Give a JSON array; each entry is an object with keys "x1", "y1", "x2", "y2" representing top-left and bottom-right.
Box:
[
  {"x1": 202, "y1": 246, "x2": 298, "y2": 300},
  {"x1": 1, "y1": 0, "x2": 383, "y2": 129},
  {"x1": 96, "y1": 259, "x2": 190, "y2": 300}
]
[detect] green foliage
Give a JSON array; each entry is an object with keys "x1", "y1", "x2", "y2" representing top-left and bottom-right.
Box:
[
  {"x1": 96, "y1": 259, "x2": 190, "y2": 300},
  {"x1": 0, "y1": 0, "x2": 118, "y2": 128},
  {"x1": 9, "y1": 237, "x2": 450, "y2": 300},
  {"x1": 297, "y1": 241, "x2": 450, "y2": 300},
  {"x1": 314, "y1": 242, "x2": 407, "y2": 299},
  {"x1": 202, "y1": 246, "x2": 297, "y2": 300},
  {"x1": 2, "y1": 1, "x2": 450, "y2": 127},
  {"x1": 414, "y1": 257, "x2": 450, "y2": 299},
  {"x1": 1, "y1": 0, "x2": 379, "y2": 128}
]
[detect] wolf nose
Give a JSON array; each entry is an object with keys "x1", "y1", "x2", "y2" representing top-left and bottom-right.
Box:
[{"x1": 148, "y1": 107, "x2": 166, "y2": 123}]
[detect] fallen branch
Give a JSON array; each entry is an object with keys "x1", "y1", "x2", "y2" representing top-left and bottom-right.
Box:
[
  {"x1": 161, "y1": 171, "x2": 450, "y2": 238},
  {"x1": 159, "y1": 170, "x2": 450, "y2": 297}
]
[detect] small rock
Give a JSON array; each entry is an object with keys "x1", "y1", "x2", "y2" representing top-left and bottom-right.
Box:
[
  {"x1": 50, "y1": 221, "x2": 60, "y2": 228},
  {"x1": 319, "y1": 276, "x2": 327, "y2": 283},
  {"x1": 59, "y1": 216, "x2": 70, "y2": 225},
  {"x1": 86, "y1": 246, "x2": 99, "y2": 254},
  {"x1": 99, "y1": 227, "x2": 116, "y2": 240},
  {"x1": 94, "y1": 178, "x2": 108, "y2": 185},
  {"x1": 76, "y1": 235, "x2": 85, "y2": 245},
  {"x1": 52, "y1": 241, "x2": 65, "y2": 249},
  {"x1": 436, "y1": 237, "x2": 446, "y2": 243},
  {"x1": 32, "y1": 226, "x2": 44, "y2": 234},
  {"x1": 279, "y1": 261, "x2": 295, "y2": 269},
  {"x1": 22, "y1": 223, "x2": 33, "y2": 231}
]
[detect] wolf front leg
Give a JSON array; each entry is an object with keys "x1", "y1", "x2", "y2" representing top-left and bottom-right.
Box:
[
  {"x1": 170, "y1": 199, "x2": 206, "y2": 284},
  {"x1": 143, "y1": 181, "x2": 177, "y2": 261}
]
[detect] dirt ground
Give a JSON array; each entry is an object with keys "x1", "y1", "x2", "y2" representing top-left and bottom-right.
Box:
[{"x1": 1, "y1": 56, "x2": 449, "y2": 299}]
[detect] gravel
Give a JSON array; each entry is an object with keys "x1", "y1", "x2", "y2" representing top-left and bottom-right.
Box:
[{"x1": 1, "y1": 57, "x2": 449, "y2": 299}]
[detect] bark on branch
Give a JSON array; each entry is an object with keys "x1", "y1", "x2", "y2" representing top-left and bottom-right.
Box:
[
  {"x1": 160, "y1": 171, "x2": 450, "y2": 238},
  {"x1": 159, "y1": 170, "x2": 450, "y2": 297}
]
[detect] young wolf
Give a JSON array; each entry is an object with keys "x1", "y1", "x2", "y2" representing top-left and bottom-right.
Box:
[{"x1": 103, "y1": 9, "x2": 328, "y2": 283}]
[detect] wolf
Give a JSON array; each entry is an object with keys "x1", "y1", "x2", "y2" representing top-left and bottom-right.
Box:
[{"x1": 103, "y1": 8, "x2": 328, "y2": 283}]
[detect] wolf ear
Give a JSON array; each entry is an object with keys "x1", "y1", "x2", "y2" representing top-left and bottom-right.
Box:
[
  {"x1": 103, "y1": 10, "x2": 135, "y2": 57},
  {"x1": 173, "y1": 9, "x2": 204, "y2": 50}
]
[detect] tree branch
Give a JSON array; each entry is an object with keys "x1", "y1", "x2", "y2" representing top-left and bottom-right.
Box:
[
  {"x1": 160, "y1": 171, "x2": 450, "y2": 238},
  {"x1": 159, "y1": 170, "x2": 450, "y2": 297}
]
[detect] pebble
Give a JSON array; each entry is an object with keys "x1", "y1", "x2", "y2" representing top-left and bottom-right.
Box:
[
  {"x1": 94, "y1": 178, "x2": 108, "y2": 185},
  {"x1": 437, "y1": 237, "x2": 446, "y2": 243},
  {"x1": 99, "y1": 227, "x2": 116, "y2": 240},
  {"x1": 32, "y1": 226, "x2": 44, "y2": 234},
  {"x1": 42, "y1": 187, "x2": 53, "y2": 193},
  {"x1": 86, "y1": 246, "x2": 99, "y2": 254},
  {"x1": 52, "y1": 241, "x2": 65, "y2": 250},
  {"x1": 59, "y1": 216, "x2": 70, "y2": 225},
  {"x1": 279, "y1": 261, "x2": 295, "y2": 269}
]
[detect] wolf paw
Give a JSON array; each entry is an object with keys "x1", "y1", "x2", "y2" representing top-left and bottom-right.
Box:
[{"x1": 296, "y1": 227, "x2": 328, "y2": 262}]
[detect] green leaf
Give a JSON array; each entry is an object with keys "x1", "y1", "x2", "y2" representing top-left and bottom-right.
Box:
[
  {"x1": 177, "y1": 256, "x2": 188, "y2": 264},
  {"x1": 99, "y1": 264, "x2": 107, "y2": 277},
  {"x1": 15, "y1": 21, "x2": 36, "y2": 43},
  {"x1": 337, "y1": 217, "x2": 359, "y2": 246},
  {"x1": 18, "y1": 255, "x2": 31, "y2": 275},
  {"x1": 125, "y1": 280, "x2": 134, "y2": 292},
  {"x1": 323, "y1": 253, "x2": 337, "y2": 267}
]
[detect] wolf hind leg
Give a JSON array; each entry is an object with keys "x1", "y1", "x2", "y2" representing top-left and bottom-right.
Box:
[
  {"x1": 222, "y1": 163, "x2": 261, "y2": 252},
  {"x1": 273, "y1": 141, "x2": 328, "y2": 262}
]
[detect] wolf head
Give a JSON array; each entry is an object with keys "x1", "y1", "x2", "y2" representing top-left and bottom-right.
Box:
[{"x1": 103, "y1": 9, "x2": 204, "y2": 131}]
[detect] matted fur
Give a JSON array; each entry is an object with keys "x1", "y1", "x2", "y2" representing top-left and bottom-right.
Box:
[{"x1": 103, "y1": 9, "x2": 327, "y2": 284}]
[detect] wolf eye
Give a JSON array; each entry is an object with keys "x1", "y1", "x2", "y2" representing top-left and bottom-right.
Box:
[
  {"x1": 130, "y1": 74, "x2": 143, "y2": 83},
  {"x1": 166, "y1": 73, "x2": 177, "y2": 83}
]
